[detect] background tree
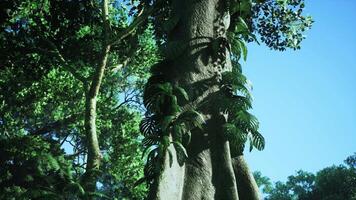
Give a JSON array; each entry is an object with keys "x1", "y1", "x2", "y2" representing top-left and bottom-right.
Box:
[
  {"x1": 0, "y1": 135, "x2": 79, "y2": 199},
  {"x1": 0, "y1": 0, "x2": 160, "y2": 199},
  {"x1": 253, "y1": 171, "x2": 273, "y2": 194},
  {"x1": 257, "y1": 153, "x2": 356, "y2": 200}
]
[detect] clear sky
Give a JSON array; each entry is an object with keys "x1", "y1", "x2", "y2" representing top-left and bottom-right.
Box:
[{"x1": 244, "y1": 1, "x2": 356, "y2": 182}]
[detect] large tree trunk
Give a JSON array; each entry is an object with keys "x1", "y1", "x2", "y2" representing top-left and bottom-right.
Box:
[{"x1": 148, "y1": 0, "x2": 260, "y2": 199}]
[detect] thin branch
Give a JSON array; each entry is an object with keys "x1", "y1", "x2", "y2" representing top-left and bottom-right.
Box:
[
  {"x1": 29, "y1": 113, "x2": 81, "y2": 135},
  {"x1": 109, "y1": 2, "x2": 160, "y2": 46},
  {"x1": 74, "y1": 162, "x2": 87, "y2": 169},
  {"x1": 65, "y1": 136, "x2": 76, "y2": 148},
  {"x1": 115, "y1": 99, "x2": 130, "y2": 111},
  {"x1": 60, "y1": 133, "x2": 70, "y2": 146},
  {"x1": 65, "y1": 150, "x2": 85, "y2": 159},
  {"x1": 109, "y1": 57, "x2": 131, "y2": 73},
  {"x1": 114, "y1": 89, "x2": 138, "y2": 110}
]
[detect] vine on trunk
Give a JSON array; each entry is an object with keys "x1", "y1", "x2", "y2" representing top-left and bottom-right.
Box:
[{"x1": 138, "y1": 0, "x2": 312, "y2": 191}]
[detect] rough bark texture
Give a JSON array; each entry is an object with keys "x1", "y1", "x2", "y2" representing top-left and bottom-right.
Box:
[
  {"x1": 149, "y1": 0, "x2": 260, "y2": 199},
  {"x1": 233, "y1": 156, "x2": 261, "y2": 200}
]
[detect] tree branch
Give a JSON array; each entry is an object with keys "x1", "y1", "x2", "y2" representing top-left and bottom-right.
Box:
[
  {"x1": 29, "y1": 113, "x2": 81, "y2": 135},
  {"x1": 65, "y1": 150, "x2": 85, "y2": 159},
  {"x1": 109, "y1": 57, "x2": 131, "y2": 73},
  {"x1": 109, "y1": 2, "x2": 160, "y2": 46},
  {"x1": 35, "y1": 40, "x2": 89, "y2": 84}
]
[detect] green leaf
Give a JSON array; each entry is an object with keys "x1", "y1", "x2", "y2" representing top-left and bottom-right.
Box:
[
  {"x1": 142, "y1": 145, "x2": 158, "y2": 159},
  {"x1": 173, "y1": 85, "x2": 189, "y2": 101},
  {"x1": 182, "y1": 130, "x2": 192, "y2": 146},
  {"x1": 86, "y1": 192, "x2": 110, "y2": 199},
  {"x1": 175, "y1": 109, "x2": 205, "y2": 130},
  {"x1": 230, "y1": 1, "x2": 240, "y2": 14},
  {"x1": 235, "y1": 110, "x2": 258, "y2": 131},
  {"x1": 251, "y1": 131, "x2": 265, "y2": 151},
  {"x1": 142, "y1": 135, "x2": 160, "y2": 147},
  {"x1": 237, "y1": 17, "x2": 249, "y2": 33},
  {"x1": 64, "y1": 182, "x2": 85, "y2": 196},
  {"x1": 249, "y1": 32, "x2": 260, "y2": 45},
  {"x1": 156, "y1": 83, "x2": 173, "y2": 94},
  {"x1": 144, "y1": 152, "x2": 159, "y2": 178},
  {"x1": 134, "y1": 177, "x2": 147, "y2": 187},
  {"x1": 167, "y1": 95, "x2": 180, "y2": 115},
  {"x1": 161, "y1": 115, "x2": 176, "y2": 131},
  {"x1": 172, "y1": 125, "x2": 183, "y2": 143},
  {"x1": 172, "y1": 141, "x2": 188, "y2": 159},
  {"x1": 144, "y1": 82, "x2": 174, "y2": 112},
  {"x1": 237, "y1": 39, "x2": 248, "y2": 61},
  {"x1": 161, "y1": 136, "x2": 170, "y2": 149},
  {"x1": 240, "y1": 0, "x2": 252, "y2": 13},
  {"x1": 140, "y1": 116, "x2": 157, "y2": 136},
  {"x1": 223, "y1": 123, "x2": 247, "y2": 144}
]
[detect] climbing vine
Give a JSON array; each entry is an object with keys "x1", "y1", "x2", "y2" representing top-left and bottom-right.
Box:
[
  {"x1": 139, "y1": 59, "x2": 205, "y2": 186},
  {"x1": 138, "y1": 0, "x2": 312, "y2": 187}
]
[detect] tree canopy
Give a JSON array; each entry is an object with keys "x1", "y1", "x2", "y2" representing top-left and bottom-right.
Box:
[
  {"x1": 1, "y1": 0, "x2": 159, "y2": 199},
  {"x1": 254, "y1": 153, "x2": 356, "y2": 200}
]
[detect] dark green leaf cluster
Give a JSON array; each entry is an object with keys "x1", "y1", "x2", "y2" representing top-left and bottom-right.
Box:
[
  {"x1": 220, "y1": 61, "x2": 265, "y2": 156},
  {"x1": 139, "y1": 60, "x2": 205, "y2": 185},
  {"x1": 1, "y1": 1, "x2": 160, "y2": 198},
  {"x1": 252, "y1": 0, "x2": 313, "y2": 50},
  {"x1": 228, "y1": 0, "x2": 313, "y2": 51},
  {"x1": 345, "y1": 153, "x2": 356, "y2": 169},
  {"x1": 256, "y1": 155, "x2": 356, "y2": 200},
  {"x1": 220, "y1": 9, "x2": 265, "y2": 154},
  {"x1": 228, "y1": 15, "x2": 261, "y2": 62},
  {"x1": 0, "y1": 135, "x2": 84, "y2": 199}
]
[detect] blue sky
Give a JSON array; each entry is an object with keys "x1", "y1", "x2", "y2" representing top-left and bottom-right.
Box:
[{"x1": 244, "y1": 1, "x2": 356, "y2": 182}]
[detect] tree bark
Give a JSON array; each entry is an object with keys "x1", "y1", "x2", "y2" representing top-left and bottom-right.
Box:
[
  {"x1": 81, "y1": 0, "x2": 111, "y2": 197},
  {"x1": 232, "y1": 156, "x2": 261, "y2": 200},
  {"x1": 149, "y1": 0, "x2": 260, "y2": 199}
]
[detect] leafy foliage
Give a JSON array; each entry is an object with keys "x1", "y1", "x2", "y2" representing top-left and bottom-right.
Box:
[
  {"x1": 255, "y1": 154, "x2": 356, "y2": 200},
  {"x1": 345, "y1": 153, "x2": 356, "y2": 169},
  {"x1": 218, "y1": 0, "x2": 311, "y2": 157},
  {"x1": 0, "y1": 0, "x2": 160, "y2": 199},
  {"x1": 225, "y1": 0, "x2": 313, "y2": 155},
  {"x1": 140, "y1": 69, "x2": 205, "y2": 185},
  {"x1": 253, "y1": 171, "x2": 273, "y2": 194},
  {"x1": 219, "y1": 59, "x2": 265, "y2": 155},
  {"x1": 0, "y1": 135, "x2": 82, "y2": 199},
  {"x1": 252, "y1": 0, "x2": 314, "y2": 51},
  {"x1": 228, "y1": 0, "x2": 313, "y2": 51}
]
